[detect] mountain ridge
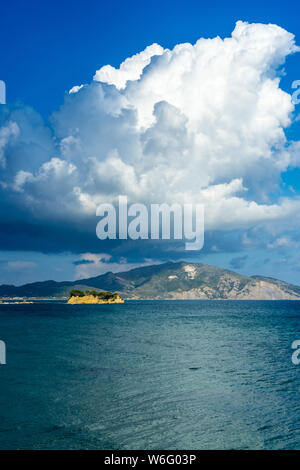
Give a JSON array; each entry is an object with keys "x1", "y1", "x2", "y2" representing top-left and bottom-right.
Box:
[{"x1": 0, "y1": 261, "x2": 299, "y2": 300}]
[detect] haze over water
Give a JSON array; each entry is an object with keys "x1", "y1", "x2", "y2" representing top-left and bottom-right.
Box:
[{"x1": 0, "y1": 300, "x2": 299, "y2": 449}]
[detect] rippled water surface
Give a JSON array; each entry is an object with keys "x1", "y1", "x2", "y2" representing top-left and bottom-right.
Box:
[{"x1": 0, "y1": 300, "x2": 299, "y2": 449}]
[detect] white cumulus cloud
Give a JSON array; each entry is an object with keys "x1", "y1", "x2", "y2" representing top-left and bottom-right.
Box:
[{"x1": 1, "y1": 20, "x2": 300, "y2": 253}]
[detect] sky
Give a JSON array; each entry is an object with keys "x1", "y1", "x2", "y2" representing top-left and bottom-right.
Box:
[{"x1": 1, "y1": 0, "x2": 300, "y2": 285}]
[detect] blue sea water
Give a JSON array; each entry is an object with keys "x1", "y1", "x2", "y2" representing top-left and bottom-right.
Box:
[{"x1": 0, "y1": 300, "x2": 299, "y2": 450}]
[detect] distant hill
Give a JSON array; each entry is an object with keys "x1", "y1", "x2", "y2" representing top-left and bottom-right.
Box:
[{"x1": 0, "y1": 261, "x2": 300, "y2": 300}]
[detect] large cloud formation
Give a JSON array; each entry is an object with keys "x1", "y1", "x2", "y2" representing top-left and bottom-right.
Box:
[{"x1": 0, "y1": 21, "x2": 300, "y2": 257}]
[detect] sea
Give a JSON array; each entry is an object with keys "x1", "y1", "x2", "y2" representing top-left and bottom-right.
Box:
[{"x1": 0, "y1": 300, "x2": 299, "y2": 450}]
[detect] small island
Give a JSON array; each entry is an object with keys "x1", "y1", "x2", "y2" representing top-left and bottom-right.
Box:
[{"x1": 67, "y1": 289, "x2": 124, "y2": 304}]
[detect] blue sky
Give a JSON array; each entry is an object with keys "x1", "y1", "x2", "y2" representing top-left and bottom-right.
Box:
[
  {"x1": 1, "y1": 0, "x2": 300, "y2": 285},
  {"x1": 1, "y1": 0, "x2": 300, "y2": 116}
]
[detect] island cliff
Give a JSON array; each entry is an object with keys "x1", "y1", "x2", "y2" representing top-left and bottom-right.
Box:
[{"x1": 67, "y1": 289, "x2": 124, "y2": 304}]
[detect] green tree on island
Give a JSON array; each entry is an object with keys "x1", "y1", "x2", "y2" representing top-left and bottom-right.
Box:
[
  {"x1": 85, "y1": 290, "x2": 100, "y2": 296},
  {"x1": 69, "y1": 289, "x2": 85, "y2": 297},
  {"x1": 69, "y1": 289, "x2": 119, "y2": 300}
]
